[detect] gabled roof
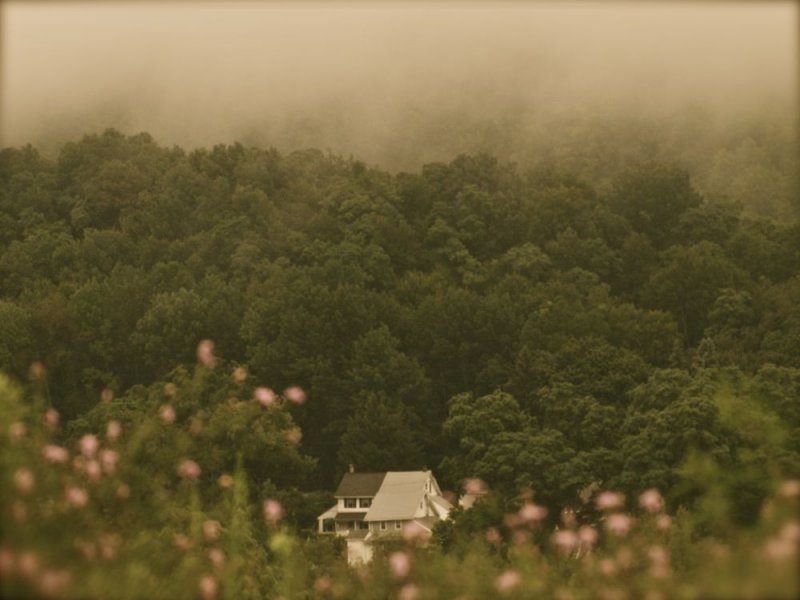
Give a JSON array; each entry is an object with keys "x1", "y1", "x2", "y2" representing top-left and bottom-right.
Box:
[
  {"x1": 364, "y1": 471, "x2": 429, "y2": 521},
  {"x1": 335, "y1": 472, "x2": 386, "y2": 497}
]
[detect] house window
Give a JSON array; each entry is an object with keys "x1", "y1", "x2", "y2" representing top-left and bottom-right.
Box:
[
  {"x1": 344, "y1": 498, "x2": 357, "y2": 508},
  {"x1": 380, "y1": 522, "x2": 387, "y2": 530},
  {"x1": 359, "y1": 498, "x2": 372, "y2": 508},
  {"x1": 322, "y1": 519, "x2": 335, "y2": 533},
  {"x1": 395, "y1": 521, "x2": 402, "y2": 530}
]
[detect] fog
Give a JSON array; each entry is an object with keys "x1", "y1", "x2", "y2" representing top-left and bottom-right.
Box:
[{"x1": 1, "y1": 1, "x2": 796, "y2": 168}]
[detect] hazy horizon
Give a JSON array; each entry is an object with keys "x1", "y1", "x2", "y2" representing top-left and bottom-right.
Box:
[{"x1": 1, "y1": 1, "x2": 797, "y2": 167}]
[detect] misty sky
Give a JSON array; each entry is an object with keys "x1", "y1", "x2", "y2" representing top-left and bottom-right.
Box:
[{"x1": 1, "y1": 1, "x2": 796, "y2": 160}]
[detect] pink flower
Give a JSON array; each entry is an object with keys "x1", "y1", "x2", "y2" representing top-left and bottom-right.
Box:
[
  {"x1": 14, "y1": 469, "x2": 35, "y2": 493},
  {"x1": 8, "y1": 421, "x2": 26, "y2": 442},
  {"x1": 98, "y1": 534, "x2": 120, "y2": 560},
  {"x1": 100, "y1": 449, "x2": 119, "y2": 475},
  {"x1": 313, "y1": 576, "x2": 332, "y2": 594},
  {"x1": 780, "y1": 521, "x2": 800, "y2": 543},
  {"x1": 159, "y1": 405, "x2": 176, "y2": 424},
  {"x1": 43, "y1": 445, "x2": 69, "y2": 464},
  {"x1": 173, "y1": 534, "x2": 191, "y2": 551},
  {"x1": 389, "y1": 551, "x2": 411, "y2": 579},
  {"x1": 84, "y1": 459, "x2": 102, "y2": 481},
  {"x1": 578, "y1": 525, "x2": 598, "y2": 547},
  {"x1": 117, "y1": 484, "x2": 131, "y2": 500},
  {"x1": 764, "y1": 537, "x2": 795, "y2": 561},
  {"x1": 199, "y1": 574, "x2": 218, "y2": 600},
  {"x1": 655, "y1": 514, "x2": 672, "y2": 531},
  {"x1": 464, "y1": 478, "x2": 487, "y2": 495},
  {"x1": 638, "y1": 489, "x2": 664, "y2": 514},
  {"x1": 398, "y1": 583, "x2": 419, "y2": 600},
  {"x1": 232, "y1": 367, "x2": 248, "y2": 384},
  {"x1": 0, "y1": 547, "x2": 14, "y2": 576},
  {"x1": 495, "y1": 569, "x2": 521, "y2": 593},
  {"x1": 100, "y1": 388, "x2": 114, "y2": 403},
  {"x1": 43, "y1": 408, "x2": 59, "y2": 430},
  {"x1": 518, "y1": 502, "x2": 548, "y2": 524},
  {"x1": 39, "y1": 569, "x2": 71, "y2": 596},
  {"x1": 203, "y1": 520, "x2": 221, "y2": 541},
  {"x1": 552, "y1": 529, "x2": 579, "y2": 554},
  {"x1": 284, "y1": 386, "x2": 306, "y2": 405},
  {"x1": 254, "y1": 387, "x2": 276, "y2": 407},
  {"x1": 208, "y1": 548, "x2": 225, "y2": 568},
  {"x1": 606, "y1": 513, "x2": 632, "y2": 537},
  {"x1": 79, "y1": 434, "x2": 99, "y2": 458},
  {"x1": 197, "y1": 340, "x2": 217, "y2": 368},
  {"x1": 486, "y1": 527, "x2": 502, "y2": 545},
  {"x1": 106, "y1": 420, "x2": 122, "y2": 442},
  {"x1": 177, "y1": 459, "x2": 201, "y2": 480},
  {"x1": 595, "y1": 491, "x2": 625, "y2": 511},
  {"x1": 262, "y1": 499, "x2": 283, "y2": 523},
  {"x1": 18, "y1": 551, "x2": 39, "y2": 577},
  {"x1": 66, "y1": 486, "x2": 88, "y2": 508},
  {"x1": 600, "y1": 558, "x2": 618, "y2": 577},
  {"x1": 779, "y1": 480, "x2": 800, "y2": 498}
]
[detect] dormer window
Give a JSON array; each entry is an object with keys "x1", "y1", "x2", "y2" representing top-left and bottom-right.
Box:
[
  {"x1": 344, "y1": 498, "x2": 357, "y2": 508},
  {"x1": 359, "y1": 498, "x2": 372, "y2": 508}
]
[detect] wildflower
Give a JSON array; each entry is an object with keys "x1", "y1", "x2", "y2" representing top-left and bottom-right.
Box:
[
  {"x1": 203, "y1": 520, "x2": 221, "y2": 541},
  {"x1": 313, "y1": 575, "x2": 332, "y2": 594},
  {"x1": 647, "y1": 545, "x2": 669, "y2": 578},
  {"x1": 599, "y1": 558, "x2": 617, "y2": 577},
  {"x1": 578, "y1": 525, "x2": 599, "y2": 548},
  {"x1": 779, "y1": 479, "x2": 800, "y2": 498},
  {"x1": 197, "y1": 340, "x2": 217, "y2": 368},
  {"x1": 173, "y1": 534, "x2": 191, "y2": 551},
  {"x1": 66, "y1": 486, "x2": 89, "y2": 508},
  {"x1": 18, "y1": 551, "x2": 39, "y2": 577},
  {"x1": 9, "y1": 421, "x2": 26, "y2": 442},
  {"x1": 512, "y1": 530, "x2": 530, "y2": 546},
  {"x1": 398, "y1": 583, "x2": 420, "y2": 600},
  {"x1": 0, "y1": 547, "x2": 14, "y2": 576},
  {"x1": 29, "y1": 361, "x2": 45, "y2": 379},
  {"x1": 43, "y1": 408, "x2": 59, "y2": 430},
  {"x1": 232, "y1": 367, "x2": 248, "y2": 384},
  {"x1": 254, "y1": 387, "x2": 276, "y2": 407},
  {"x1": 208, "y1": 548, "x2": 225, "y2": 568},
  {"x1": 464, "y1": 478, "x2": 487, "y2": 495},
  {"x1": 606, "y1": 514, "x2": 632, "y2": 537},
  {"x1": 552, "y1": 529, "x2": 579, "y2": 554},
  {"x1": 163, "y1": 382, "x2": 178, "y2": 397},
  {"x1": 12, "y1": 501, "x2": 27, "y2": 522},
  {"x1": 284, "y1": 386, "x2": 306, "y2": 404},
  {"x1": 218, "y1": 474, "x2": 234, "y2": 489},
  {"x1": 518, "y1": 502, "x2": 548, "y2": 524},
  {"x1": 655, "y1": 514, "x2": 671, "y2": 531},
  {"x1": 780, "y1": 521, "x2": 800, "y2": 543},
  {"x1": 100, "y1": 388, "x2": 114, "y2": 403},
  {"x1": 117, "y1": 483, "x2": 131, "y2": 500},
  {"x1": 177, "y1": 459, "x2": 201, "y2": 480},
  {"x1": 98, "y1": 534, "x2": 120, "y2": 560},
  {"x1": 75, "y1": 540, "x2": 96, "y2": 561},
  {"x1": 84, "y1": 459, "x2": 102, "y2": 481},
  {"x1": 262, "y1": 499, "x2": 283, "y2": 523},
  {"x1": 43, "y1": 445, "x2": 69, "y2": 464},
  {"x1": 595, "y1": 491, "x2": 625, "y2": 511},
  {"x1": 79, "y1": 434, "x2": 99, "y2": 458},
  {"x1": 39, "y1": 569, "x2": 71, "y2": 597},
  {"x1": 495, "y1": 569, "x2": 521, "y2": 593},
  {"x1": 199, "y1": 574, "x2": 218, "y2": 600},
  {"x1": 106, "y1": 420, "x2": 122, "y2": 442},
  {"x1": 14, "y1": 468, "x2": 35, "y2": 493},
  {"x1": 486, "y1": 527, "x2": 502, "y2": 545},
  {"x1": 764, "y1": 537, "x2": 795, "y2": 561},
  {"x1": 389, "y1": 551, "x2": 411, "y2": 579},
  {"x1": 638, "y1": 489, "x2": 663, "y2": 514},
  {"x1": 100, "y1": 449, "x2": 119, "y2": 475},
  {"x1": 159, "y1": 404, "x2": 176, "y2": 424}
]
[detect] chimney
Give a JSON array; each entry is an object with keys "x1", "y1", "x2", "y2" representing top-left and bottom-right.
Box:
[{"x1": 348, "y1": 464, "x2": 355, "y2": 473}]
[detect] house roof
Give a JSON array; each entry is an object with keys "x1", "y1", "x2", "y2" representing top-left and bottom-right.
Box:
[
  {"x1": 318, "y1": 505, "x2": 338, "y2": 520},
  {"x1": 335, "y1": 512, "x2": 367, "y2": 522},
  {"x1": 335, "y1": 472, "x2": 386, "y2": 497},
  {"x1": 364, "y1": 471, "x2": 429, "y2": 521}
]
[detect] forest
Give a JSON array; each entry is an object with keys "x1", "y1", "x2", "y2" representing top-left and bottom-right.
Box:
[{"x1": 1, "y1": 128, "x2": 799, "y2": 598}]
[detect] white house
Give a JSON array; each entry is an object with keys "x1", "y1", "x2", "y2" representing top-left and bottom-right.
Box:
[{"x1": 317, "y1": 470, "x2": 453, "y2": 565}]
